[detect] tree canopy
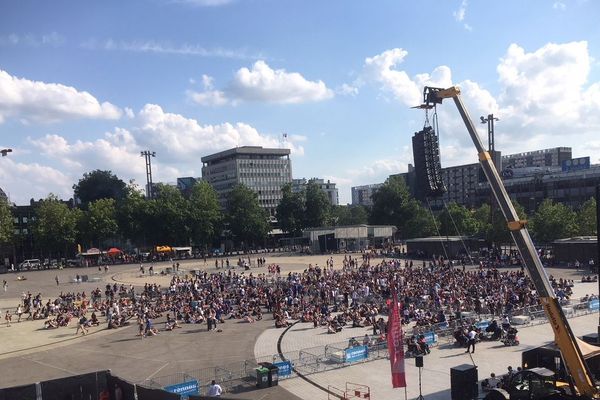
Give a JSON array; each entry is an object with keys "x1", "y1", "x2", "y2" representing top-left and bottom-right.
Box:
[
  {"x1": 276, "y1": 183, "x2": 305, "y2": 236},
  {"x1": 0, "y1": 198, "x2": 13, "y2": 245},
  {"x1": 73, "y1": 170, "x2": 127, "y2": 209},
  {"x1": 227, "y1": 184, "x2": 270, "y2": 247},
  {"x1": 189, "y1": 181, "x2": 223, "y2": 249},
  {"x1": 32, "y1": 194, "x2": 81, "y2": 256},
  {"x1": 530, "y1": 199, "x2": 578, "y2": 243},
  {"x1": 304, "y1": 180, "x2": 331, "y2": 228},
  {"x1": 370, "y1": 176, "x2": 435, "y2": 239},
  {"x1": 81, "y1": 198, "x2": 118, "y2": 247},
  {"x1": 577, "y1": 197, "x2": 596, "y2": 236}
]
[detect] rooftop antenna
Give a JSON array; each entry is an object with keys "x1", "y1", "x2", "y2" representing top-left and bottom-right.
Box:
[{"x1": 280, "y1": 132, "x2": 288, "y2": 148}]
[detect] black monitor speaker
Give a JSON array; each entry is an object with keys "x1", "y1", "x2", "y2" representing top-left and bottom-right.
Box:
[
  {"x1": 415, "y1": 356, "x2": 423, "y2": 368},
  {"x1": 450, "y1": 364, "x2": 478, "y2": 400}
]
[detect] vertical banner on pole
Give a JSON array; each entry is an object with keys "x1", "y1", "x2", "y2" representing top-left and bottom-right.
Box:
[{"x1": 387, "y1": 284, "x2": 407, "y2": 388}]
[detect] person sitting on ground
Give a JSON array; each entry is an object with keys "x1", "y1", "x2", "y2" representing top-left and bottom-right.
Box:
[
  {"x1": 482, "y1": 373, "x2": 501, "y2": 391},
  {"x1": 44, "y1": 318, "x2": 58, "y2": 329},
  {"x1": 89, "y1": 312, "x2": 100, "y2": 327}
]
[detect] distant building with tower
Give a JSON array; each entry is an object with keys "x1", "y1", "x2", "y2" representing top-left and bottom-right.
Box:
[
  {"x1": 201, "y1": 146, "x2": 292, "y2": 217},
  {"x1": 292, "y1": 178, "x2": 339, "y2": 206}
]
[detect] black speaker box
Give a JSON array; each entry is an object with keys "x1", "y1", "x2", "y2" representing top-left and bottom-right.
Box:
[
  {"x1": 415, "y1": 356, "x2": 423, "y2": 368},
  {"x1": 450, "y1": 364, "x2": 478, "y2": 400}
]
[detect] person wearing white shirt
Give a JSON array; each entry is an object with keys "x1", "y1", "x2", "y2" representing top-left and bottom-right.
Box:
[{"x1": 208, "y1": 380, "x2": 222, "y2": 397}]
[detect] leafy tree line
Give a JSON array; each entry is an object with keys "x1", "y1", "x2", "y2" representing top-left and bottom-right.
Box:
[
  {"x1": 332, "y1": 175, "x2": 595, "y2": 245},
  {"x1": 0, "y1": 171, "x2": 269, "y2": 258},
  {"x1": 1, "y1": 170, "x2": 597, "y2": 259}
]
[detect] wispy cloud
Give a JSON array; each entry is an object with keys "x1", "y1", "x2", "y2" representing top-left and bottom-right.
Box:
[
  {"x1": 82, "y1": 39, "x2": 265, "y2": 60},
  {"x1": 553, "y1": 1, "x2": 566, "y2": 10},
  {"x1": 170, "y1": 0, "x2": 235, "y2": 6},
  {"x1": 452, "y1": 0, "x2": 472, "y2": 31},
  {"x1": 0, "y1": 32, "x2": 65, "y2": 47}
]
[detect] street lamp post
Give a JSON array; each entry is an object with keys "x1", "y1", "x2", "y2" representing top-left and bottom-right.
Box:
[{"x1": 140, "y1": 151, "x2": 156, "y2": 199}]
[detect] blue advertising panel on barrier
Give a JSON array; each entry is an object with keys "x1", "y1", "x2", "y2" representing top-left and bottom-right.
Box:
[
  {"x1": 164, "y1": 380, "x2": 200, "y2": 397},
  {"x1": 345, "y1": 345, "x2": 368, "y2": 363},
  {"x1": 422, "y1": 331, "x2": 438, "y2": 345},
  {"x1": 274, "y1": 361, "x2": 292, "y2": 377},
  {"x1": 589, "y1": 299, "x2": 599, "y2": 311}
]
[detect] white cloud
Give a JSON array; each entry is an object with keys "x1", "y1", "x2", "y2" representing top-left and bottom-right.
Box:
[
  {"x1": 553, "y1": 1, "x2": 566, "y2": 10},
  {"x1": 188, "y1": 89, "x2": 230, "y2": 106},
  {"x1": 229, "y1": 60, "x2": 334, "y2": 104},
  {"x1": 0, "y1": 158, "x2": 72, "y2": 202},
  {"x1": 452, "y1": 0, "x2": 472, "y2": 31},
  {"x1": 134, "y1": 104, "x2": 305, "y2": 157},
  {"x1": 363, "y1": 48, "x2": 452, "y2": 106},
  {"x1": 170, "y1": 0, "x2": 234, "y2": 6},
  {"x1": 453, "y1": 0, "x2": 467, "y2": 21},
  {"x1": 85, "y1": 38, "x2": 259, "y2": 60},
  {"x1": 13, "y1": 104, "x2": 306, "y2": 203},
  {"x1": 0, "y1": 69, "x2": 122, "y2": 124},
  {"x1": 0, "y1": 32, "x2": 65, "y2": 47},
  {"x1": 190, "y1": 60, "x2": 334, "y2": 105},
  {"x1": 363, "y1": 41, "x2": 600, "y2": 172},
  {"x1": 337, "y1": 83, "x2": 359, "y2": 96}
]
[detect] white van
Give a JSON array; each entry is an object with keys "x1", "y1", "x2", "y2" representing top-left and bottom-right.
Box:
[{"x1": 18, "y1": 259, "x2": 41, "y2": 270}]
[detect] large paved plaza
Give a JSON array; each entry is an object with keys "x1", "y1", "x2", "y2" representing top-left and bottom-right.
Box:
[{"x1": 0, "y1": 253, "x2": 598, "y2": 400}]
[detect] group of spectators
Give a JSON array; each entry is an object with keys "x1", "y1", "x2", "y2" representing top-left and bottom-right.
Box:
[{"x1": 2, "y1": 253, "x2": 584, "y2": 349}]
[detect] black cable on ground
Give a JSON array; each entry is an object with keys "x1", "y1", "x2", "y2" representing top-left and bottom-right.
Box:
[{"x1": 276, "y1": 321, "x2": 344, "y2": 399}]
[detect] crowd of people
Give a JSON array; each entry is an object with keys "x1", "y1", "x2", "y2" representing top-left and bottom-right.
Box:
[{"x1": 0, "y1": 253, "x2": 586, "y2": 349}]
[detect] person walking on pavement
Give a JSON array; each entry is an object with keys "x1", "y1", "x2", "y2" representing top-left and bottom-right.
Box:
[
  {"x1": 55, "y1": 275, "x2": 59, "y2": 286},
  {"x1": 466, "y1": 327, "x2": 476, "y2": 353}
]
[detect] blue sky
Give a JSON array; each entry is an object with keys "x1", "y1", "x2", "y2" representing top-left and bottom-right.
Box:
[{"x1": 1, "y1": 0, "x2": 600, "y2": 204}]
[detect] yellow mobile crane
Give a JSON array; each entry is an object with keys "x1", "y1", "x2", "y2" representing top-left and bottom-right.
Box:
[{"x1": 417, "y1": 86, "x2": 600, "y2": 400}]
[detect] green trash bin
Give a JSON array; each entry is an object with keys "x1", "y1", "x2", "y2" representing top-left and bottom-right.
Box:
[{"x1": 256, "y1": 367, "x2": 269, "y2": 388}]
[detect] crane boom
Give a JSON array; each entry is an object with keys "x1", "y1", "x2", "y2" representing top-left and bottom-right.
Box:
[{"x1": 421, "y1": 86, "x2": 598, "y2": 399}]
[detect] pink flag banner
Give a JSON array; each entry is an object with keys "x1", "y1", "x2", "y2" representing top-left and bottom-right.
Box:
[{"x1": 387, "y1": 285, "x2": 407, "y2": 388}]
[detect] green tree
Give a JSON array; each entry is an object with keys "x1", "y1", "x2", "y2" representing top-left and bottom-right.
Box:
[
  {"x1": 189, "y1": 181, "x2": 223, "y2": 249},
  {"x1": 73, "y1": 170, "x2": 127, "y2": 209},
  {"x1": 577, "y1": 197, "x2": 597, "y2": 236},
  {"x1": 370, "y1": 176, "x2": 435, "y2": 238},
  {"x1": 438, "y1": 202, "x2": 479, "y2": 236},
  {"x1": 152, "y1": 184, "x2": 191, "y2": 245},
  {"x1": 226, "y1": 184, "x2": 269, "y2": 247},
  {"x1": 530, "y1": 199, "x2": 578, "y2": 243},
  {"x1": 276, "y1": 184, "x2": 305, "y2": 236},
  {"x1": 473, "y1": 203, "x2": 492, "y2": 239},
  {"x1": 402, "y1": 199, "x2": 437, "y2": 238},
  {"x1": 81, "y1": 198, "x2": 118, "y2": 247},
  {"x1": 331, "y1": 205, "x2": 369, "y2": 226},
  {"x1": 116, "y1": 183, "x2": 152, "y2": 247},
  {"x1": 304, "y1": 180, "x2": 331, "y2": 227},
  {"x1": 0, "y1": 198, "x2": 13, "y2": 246},
  {"x1": 32, "y1": 194, "x2": 81, "y2": 257},
  {"x1": 473, "y1": 202, "x2": 528, "y2": 245}
]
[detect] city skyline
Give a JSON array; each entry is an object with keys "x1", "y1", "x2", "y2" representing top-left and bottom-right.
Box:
[{"x1": 1, "y1": 0, "x2": 600, "y2": 204}]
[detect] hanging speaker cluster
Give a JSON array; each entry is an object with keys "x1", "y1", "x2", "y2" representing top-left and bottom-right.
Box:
[{"x1": 412, "y1": 126, "x2": 446, "y2": 199}]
